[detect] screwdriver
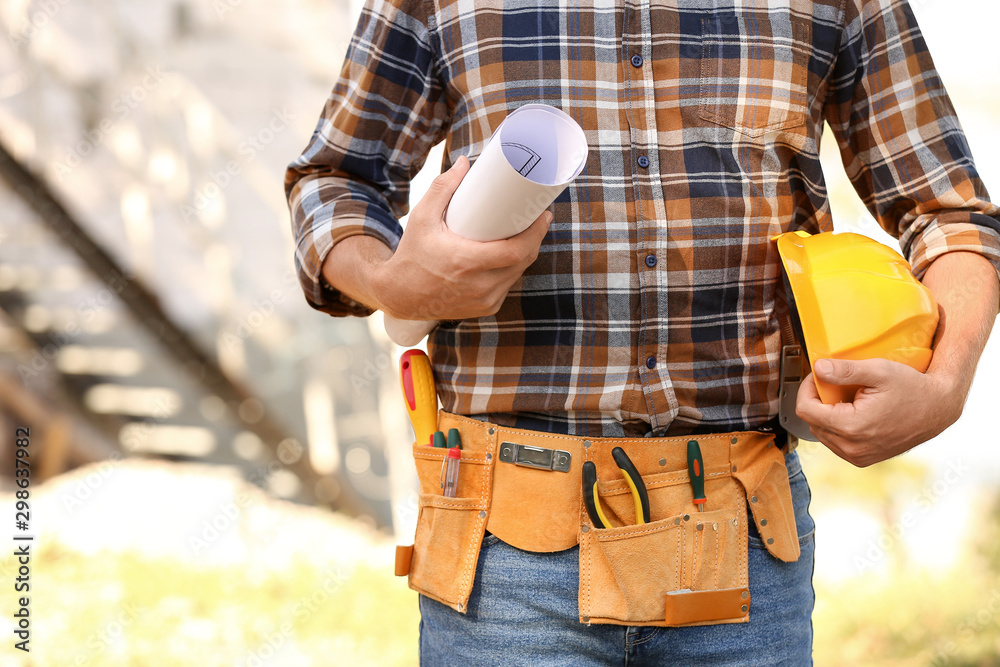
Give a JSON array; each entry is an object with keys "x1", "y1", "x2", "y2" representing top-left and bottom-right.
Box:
[
  {"x1": 687, "y1": 440, "x2": 707, "y2": 512},
  {"x1": 399, "y1": 349, "x2": 438, "y2": 446}
]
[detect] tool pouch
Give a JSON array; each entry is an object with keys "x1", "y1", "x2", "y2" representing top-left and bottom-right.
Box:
[
  {"x1": 579, "y1": 433, "x2": 797, "y2": 626},
  {"x1": 399, "y1": 436, "x2": 495, "y2": 613},
  {"x1": 396, "y1": 414, "x2": 799, "y2": 626}
]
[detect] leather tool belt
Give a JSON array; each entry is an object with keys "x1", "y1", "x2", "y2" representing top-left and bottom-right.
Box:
[{"x1": 395, "y1": 411, "x2": 800, "y2": 627}]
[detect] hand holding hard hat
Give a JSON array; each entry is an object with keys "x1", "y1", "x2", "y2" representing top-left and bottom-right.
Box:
[
  {"x1": 773, "y1": 230, "x2": 957, "y2": 467},
  {"x1": 773, "y1": 230, "x2": 939, "y2": 404}
]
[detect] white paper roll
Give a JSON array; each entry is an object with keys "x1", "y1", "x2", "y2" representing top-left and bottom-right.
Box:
[
  {"x1": 384, "y1": 104, "x2": 588, "y2": 346},
  {"x1": 445, "y1": 104, "x2": 588, "y2": 241}
]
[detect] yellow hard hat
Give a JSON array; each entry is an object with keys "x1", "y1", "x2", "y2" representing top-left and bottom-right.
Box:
[{"x1": 773, "y1": 231, "x2": 939, "y2": 404}]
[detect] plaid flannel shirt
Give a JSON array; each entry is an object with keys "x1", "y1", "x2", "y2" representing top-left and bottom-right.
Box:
[{"x1": 286, "y1": 0, "x2": 1000, "y2": 437}]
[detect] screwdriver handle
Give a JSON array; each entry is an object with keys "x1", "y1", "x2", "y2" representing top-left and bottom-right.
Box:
[
  {"x1": 687, "y1": 440, "x2": 707, "y2": 511},
  {"x1": 400, "y1": 349, "x2": 438, "y2": 446}
]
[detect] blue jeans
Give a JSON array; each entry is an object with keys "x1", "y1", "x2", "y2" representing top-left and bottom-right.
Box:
[{"x1": 419, "y1": 451, "x2": 815, "y2": 666}]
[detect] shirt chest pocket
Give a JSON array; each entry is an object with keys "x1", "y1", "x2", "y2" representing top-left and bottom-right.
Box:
[{"x1": 699, "y1": 11, "x2": 812, "y2": 137}]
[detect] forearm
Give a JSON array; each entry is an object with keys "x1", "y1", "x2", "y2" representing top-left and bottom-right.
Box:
[
  {"x1": 321, "y1": 231, "x2": 394, "y2": 313},
  {"x1": 921, "y1": 251, "x2": 1000, "y2": 401}
]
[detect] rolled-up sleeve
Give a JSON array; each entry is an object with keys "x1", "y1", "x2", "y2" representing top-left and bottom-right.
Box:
[
  {"x1": 285, "y1": 0, "x2": 449, "y2": 317},
  {"x1": 823, "y1": 0, "x2": 1000, "y2": 283}
]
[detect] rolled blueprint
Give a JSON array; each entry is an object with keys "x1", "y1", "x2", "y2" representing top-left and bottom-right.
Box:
[{"x1": 384, "y1": 104, "x2": 588, "y2": 347}]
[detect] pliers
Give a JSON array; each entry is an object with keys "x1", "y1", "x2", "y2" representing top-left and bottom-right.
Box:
[{"x1": 582, "y1": 447, "x2": 651, "y2": 528}]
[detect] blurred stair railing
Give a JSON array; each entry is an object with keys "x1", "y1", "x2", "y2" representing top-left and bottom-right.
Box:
[{"x1": 0, "y1": 139, "x2": 377, "y2": 520}]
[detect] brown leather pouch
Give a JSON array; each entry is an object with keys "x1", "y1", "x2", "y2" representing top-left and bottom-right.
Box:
[
  {"x1": 402, "y1": 434, "x2": 495, "y2": 613},
  {"x1": 398, "y1": 413, "x2": 799, "y2": 626},
  {"x1": 578, "y1": 433, "x2": 795, "y2": 626}
]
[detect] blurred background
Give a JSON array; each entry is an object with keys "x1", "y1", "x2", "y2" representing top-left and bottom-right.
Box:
[{"x1": 0, "y1": 0, "x2": 997, "y2": 665}]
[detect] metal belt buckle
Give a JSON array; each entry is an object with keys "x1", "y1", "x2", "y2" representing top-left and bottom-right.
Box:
[{"x1": 498, "y1": 442, "x2": 572, "y2": 473}]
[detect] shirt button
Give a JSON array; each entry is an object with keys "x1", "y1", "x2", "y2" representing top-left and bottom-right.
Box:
[
  {"x1": 644, "y1": 254, "x2": 657, "y2": 268},
  {"x1": 631, "y1": 54, "x2": 643, "y2": 68},
  {"x1": 646, "y1": 356, "x2": 657, "y2": 369},
  {"x1": 637, "y1": 155, "x2": 650, "y2": 168}
]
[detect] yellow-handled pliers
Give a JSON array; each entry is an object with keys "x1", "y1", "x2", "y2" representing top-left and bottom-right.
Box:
[{"x1": 582, "y1": 447, "x2": 651, "y2": 528}]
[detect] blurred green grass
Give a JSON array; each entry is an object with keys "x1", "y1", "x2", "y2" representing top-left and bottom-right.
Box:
[
  {"x1": 814, "y1": 566, "x2": 1000, "y2": 666},
  {"x1": 0, "y1": 543, "x2": 421, "y2": 667},
  {"x1": 7, "y1": 531, "x2": 998, "y2": 666},
  {"x1": 805, "y1": 441, "x2": 1000, "y2": 666}
]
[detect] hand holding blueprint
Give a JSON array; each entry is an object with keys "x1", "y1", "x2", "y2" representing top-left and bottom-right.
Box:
[
  {"x1": 385, "y1": 104, "x2": 588, "y2": 346},
  {"x1": 445, "y1": 103, "x2": 588, "y2": 241}
]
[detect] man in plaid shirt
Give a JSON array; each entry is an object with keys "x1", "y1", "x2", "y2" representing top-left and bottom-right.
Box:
[{"x1": 287, "y1": 0, "x2": 1000, "y2": 661}]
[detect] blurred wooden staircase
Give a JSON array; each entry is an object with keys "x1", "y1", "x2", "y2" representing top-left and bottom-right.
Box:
[{"x1": 0, "y1": 141, "x2": 379, "y2": 522}]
